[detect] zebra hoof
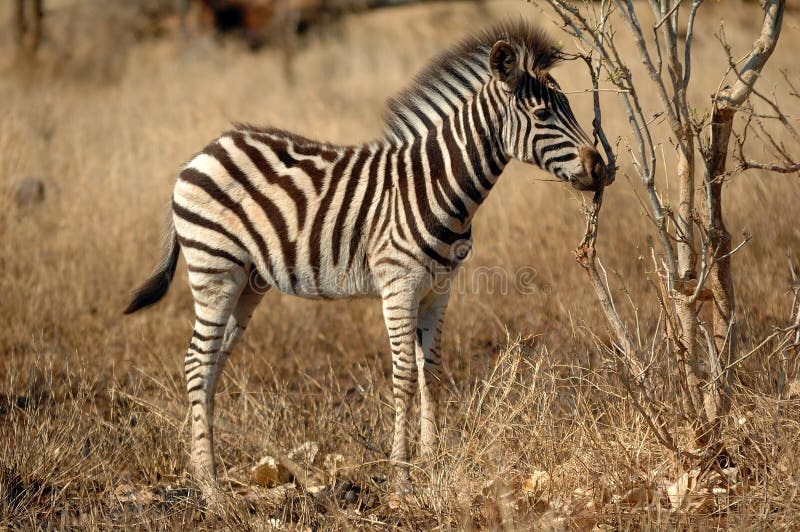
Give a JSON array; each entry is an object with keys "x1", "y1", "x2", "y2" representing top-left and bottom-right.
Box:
[
  {"x1": 387, "y1": 488, "x2": 415, "y2": 511},
  {"x1": 196, "y1": 484, "x2": 226, "y2": 514},
  {"x1": 388, "y1": 474, "x2": 415, "y2": 509}
]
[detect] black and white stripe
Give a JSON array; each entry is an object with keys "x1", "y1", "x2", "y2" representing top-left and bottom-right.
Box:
[{"x1": 125, "y1": 20, "x2": 606, "y2": 500}]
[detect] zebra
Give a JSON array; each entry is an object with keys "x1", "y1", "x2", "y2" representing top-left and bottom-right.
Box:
[{"x1": 124, "y1": 21, "x2": 610, "y2": 501}]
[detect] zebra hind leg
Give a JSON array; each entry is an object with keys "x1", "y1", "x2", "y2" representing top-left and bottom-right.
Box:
[
  {"x1": 184, "y1": 265, "x2": 255, "y2": 504},
  {"x1": 416, "y1": 290, "x2": 449, "y2": 462},
  {"x1": 220, "y1": 271, "x2": 269, "y2": 361}
]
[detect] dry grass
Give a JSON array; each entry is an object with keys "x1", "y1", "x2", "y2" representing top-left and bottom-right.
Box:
[{"x1": 1, "y1": 0, "x2": 799, "y2": 528}]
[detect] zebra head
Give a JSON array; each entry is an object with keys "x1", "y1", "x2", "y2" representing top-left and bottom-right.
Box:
[{"x1": 489, "y1": 40, "x2": 610, "y2": 191}]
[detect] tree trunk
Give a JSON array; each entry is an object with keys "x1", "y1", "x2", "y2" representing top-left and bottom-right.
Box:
[
  {"x1": 698, "y1": 105, "x2": 736, "y2": 444},
  {"x1": 700, "y1": 0, "x2": 786, "y2": 443}
]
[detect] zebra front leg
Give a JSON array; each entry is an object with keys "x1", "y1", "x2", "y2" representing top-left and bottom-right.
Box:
[
  {"x1": 416, "y1": 289, "x2": 450, "y2": 460},
  {"x1": 381, "y1": 292, "x2": 419, "y2": 491}
]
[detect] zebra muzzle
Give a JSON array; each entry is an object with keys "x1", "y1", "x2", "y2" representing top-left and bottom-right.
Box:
[{"x1": 578, "y1": 146, "x2": 610, "y2": 191}]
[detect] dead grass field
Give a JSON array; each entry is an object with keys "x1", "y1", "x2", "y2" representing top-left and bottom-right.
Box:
[{"x1": 1, "y1": 0, "x2": 799, "y2": 528}]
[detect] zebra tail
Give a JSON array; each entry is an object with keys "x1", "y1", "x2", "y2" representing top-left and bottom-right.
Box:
[{"x1": 124, "y1": 215, "x2": 180, "y2": 314}]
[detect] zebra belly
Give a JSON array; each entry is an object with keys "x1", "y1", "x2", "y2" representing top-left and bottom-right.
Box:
[{"x1": 263, "y1": 264, "x2": 381, "y2": 299}]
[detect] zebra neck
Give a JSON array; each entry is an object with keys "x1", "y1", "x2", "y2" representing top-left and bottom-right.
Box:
[{"x1": 388, "y1": 81, "x2": 509, "y2": 228}]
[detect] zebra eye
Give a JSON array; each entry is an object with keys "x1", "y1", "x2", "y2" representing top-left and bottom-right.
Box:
[{"x1": 533, "y1": 108, "x2": 551, "y2": 121}]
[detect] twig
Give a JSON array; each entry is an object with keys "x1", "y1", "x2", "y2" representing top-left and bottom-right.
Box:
[
  {"x1": 738, "y1": 160, "x2": 800, "y2": 174},
  {"x1": 717, "y1": 0, "x2": 786, "y2": 110},
  {"x1": 707, "y1": 323, "x2": 800, "y2": 385},
  {"x1": 654, "y1": 0, "x2": 683, "y2": 30}
]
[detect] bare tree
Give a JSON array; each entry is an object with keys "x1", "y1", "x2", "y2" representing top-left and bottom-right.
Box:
[{"x1": 537, "y1": 0, "x2": 795, "y2": 462}]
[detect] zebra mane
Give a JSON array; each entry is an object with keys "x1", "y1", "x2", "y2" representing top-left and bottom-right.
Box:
[{"x1": 383, "y1": 21, "x2": 561, "y2": 141}]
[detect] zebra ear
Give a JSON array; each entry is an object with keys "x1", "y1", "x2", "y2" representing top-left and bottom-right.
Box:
[{"x1": 489, "y1": 40, "x2": 519, "y2": 89}]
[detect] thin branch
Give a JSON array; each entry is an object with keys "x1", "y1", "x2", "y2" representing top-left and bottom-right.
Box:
[
  {"x1": 709, "y1": 322, "x2": 800, "y2": 385},
  {"x1": 654, "y1": 0, "x2": 683, "y2": 30},
  {"x1": 682, "y1": 1, "x2": 704, "y2": 90},
  {"x1": 575, "y1": 190, "x2": 640, "y2": 371},
  {"x1": 717, "y1": 0, "x2": 785, "y2": 109},
  {"x1": 615, "y1": 0, "x2": 685, "y2": 152},
  {"x1": 542, "y1": 0, "x2": 679, "y2": 279},
  {"x1": 581, "y1": 52, "x2": 617, "y2": 182},
  {"x1": 738, "y1": 160, "x2": 800, "y2": 174}
]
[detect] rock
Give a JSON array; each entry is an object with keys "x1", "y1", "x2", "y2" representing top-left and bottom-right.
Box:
[{"x1": 14, "y1": 177, "x2": 45, "y2": 207}]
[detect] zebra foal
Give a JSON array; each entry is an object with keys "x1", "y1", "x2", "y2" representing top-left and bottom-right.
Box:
[{"x1": 125, "y1": 21, "x2": 610, "y2": 501}]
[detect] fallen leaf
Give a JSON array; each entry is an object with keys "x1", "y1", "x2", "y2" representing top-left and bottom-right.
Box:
[
  {"x1": 252, "y1": 455, "x2": 290, "y2": 487},
  {"x1": 666, "y1": 470, "x2": 692, "y2": 510},
  {"x1": 288, "y1": 441, "x2": 319, "y2": 465},
  {"x1": 522, "y1": 470, "x2": 551, "y2": 499},
  {"x1": 666, "y1": 468, "x2": 715, "y2": 513}
]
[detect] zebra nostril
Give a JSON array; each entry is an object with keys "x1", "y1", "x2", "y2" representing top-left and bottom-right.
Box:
[
  {"x1": 579, "y1": 147, "x2": 607, "y2": 189},
  {"x1": 593, "y1": 158, "x2": 606, "y2": 183}
]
